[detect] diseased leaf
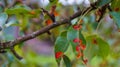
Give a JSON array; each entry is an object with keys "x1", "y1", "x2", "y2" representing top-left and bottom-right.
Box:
[
  {"x1": 85, "y1": 35, "x2": 98, "y2": 60},
  {"x1": 67, "y1": 26, "x2": 86, "y2": 55},
  {"x1": 55, "y1": 31, "x2": 69, "y2": 63},
  {"x1": 67, "y1": 26, "x2": 79, "y2": 41},
  {"x1": 67, "y1": 26, "x2": 79, "y2": 55},
  {"x1": 85, "y1": 35, "x2": 110, "y2": 60},
  {"x1": 111, "y1": 0, "x2": 120, "y2": 10}
]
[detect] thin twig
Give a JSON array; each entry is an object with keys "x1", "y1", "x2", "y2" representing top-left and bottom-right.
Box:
[
  {"x1": 10, "y1": 47, "x2": 23, "y2": 60},
  {"x1": 41, "y1": 8, "x2": 55, "y2": 22}
]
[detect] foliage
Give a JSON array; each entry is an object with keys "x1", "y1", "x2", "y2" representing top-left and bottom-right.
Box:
[{"x1": 0, "y1": 0, "x2": 120, "y2": 67}]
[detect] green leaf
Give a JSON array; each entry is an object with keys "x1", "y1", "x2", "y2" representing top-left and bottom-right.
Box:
[
  {"x1": 110, "y1": 12, "x2": 120, "y2": 29},
  {"x1": 67, "y1": 26, "x2": 79, "y2": 55},
  {"x1": 49, "y1": 0, "x2": 58, "y2": 4},
  {"x1": 5, "y1": 5, "x2": 31, "y2": 15},
  {"x1": 67, "y1": 26, "x2": 79, "y2": 41},
  {"x1": 0, "y1": 13, "x2": 8, "y2": 26},
  {"x1": 97, "y1": 0, "x2": 111, "y2": 7},
  {"x1": 69, "y1": 41, "x2": 78, "y2": 55},
  {"x1": 55, "y1": 31, "x2": 69, "y2": 63},
  {"x1": 85, "y1": 35, "x2": 110, "y2": 60},
  {"x1": 67, "y1": 26, "x2": 87, "y2": 55},
  {"x1": 63, "y1": 55, "x2": 72, "y2": 67},
  {"x1": 55, "y1": 31, "x2": 69, "y2": 52},
  {"x1": 97, "y1": 38, "x2": 110, "y2": 58},
  {"x1": 85, "y1": 35, "x2": 98, "y2": 60}
]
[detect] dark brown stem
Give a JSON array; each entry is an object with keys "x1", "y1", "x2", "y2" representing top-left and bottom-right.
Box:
[{"x1": 96, "y1": 4, "x2": 109, "y2": 22}]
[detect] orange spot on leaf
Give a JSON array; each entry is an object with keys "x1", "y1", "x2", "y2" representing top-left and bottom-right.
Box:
[
  {"x1": 30, "y1": 11, "x2": 36, "y2": 15},
  {"x1": 79, "y1": 39, "x2": 82, "y2": 44},
  {"x1": 76, "y1": 52, "x2": 82, "y2": 59},
  {"x1": 80, "y1": 44, "x2": 86, "y2": 50},
  {"x1": 45, "y1": 19, "x2": 53, "y2": 25},
  {"x1": 53, "y1": 11, "x2": 59, "y2": 16}
]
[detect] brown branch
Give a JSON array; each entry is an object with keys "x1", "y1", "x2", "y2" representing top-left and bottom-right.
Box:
[
  {"x1": 96, "y1": 4, "x2": 109, "y2": 22},
  {"x1": 0, "y1": 1, "x2": 100, "y2": 53}
]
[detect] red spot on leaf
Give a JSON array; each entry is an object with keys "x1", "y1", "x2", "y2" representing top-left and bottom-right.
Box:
[
  {"x1": 55, "y1": 51, "x2": 63, "y2": 59},
  {"x1": 73, "y1": 25, "x2": 82, "y2": 30},
  {"x1": 114, "y1": 7, "x2": 119, "y2": 12},
  {"x1": 92, "y1": 38, "x2": 97, "y2": 44},
  {"x1": 109, "y1": 15, "x2": 113, "y2": 19},
  {"x1": 30, "y1": 11, "x2": 35, "y2": 15},
  {"x1": 76, "y1": 45, "x2": 80, "y2": 52},
  {"x1": 73, "y1": 38, "x2": 80, "y2": 43},
  {"x1": 83, "y1": 59, "x2": 88, "y2": 65}
]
